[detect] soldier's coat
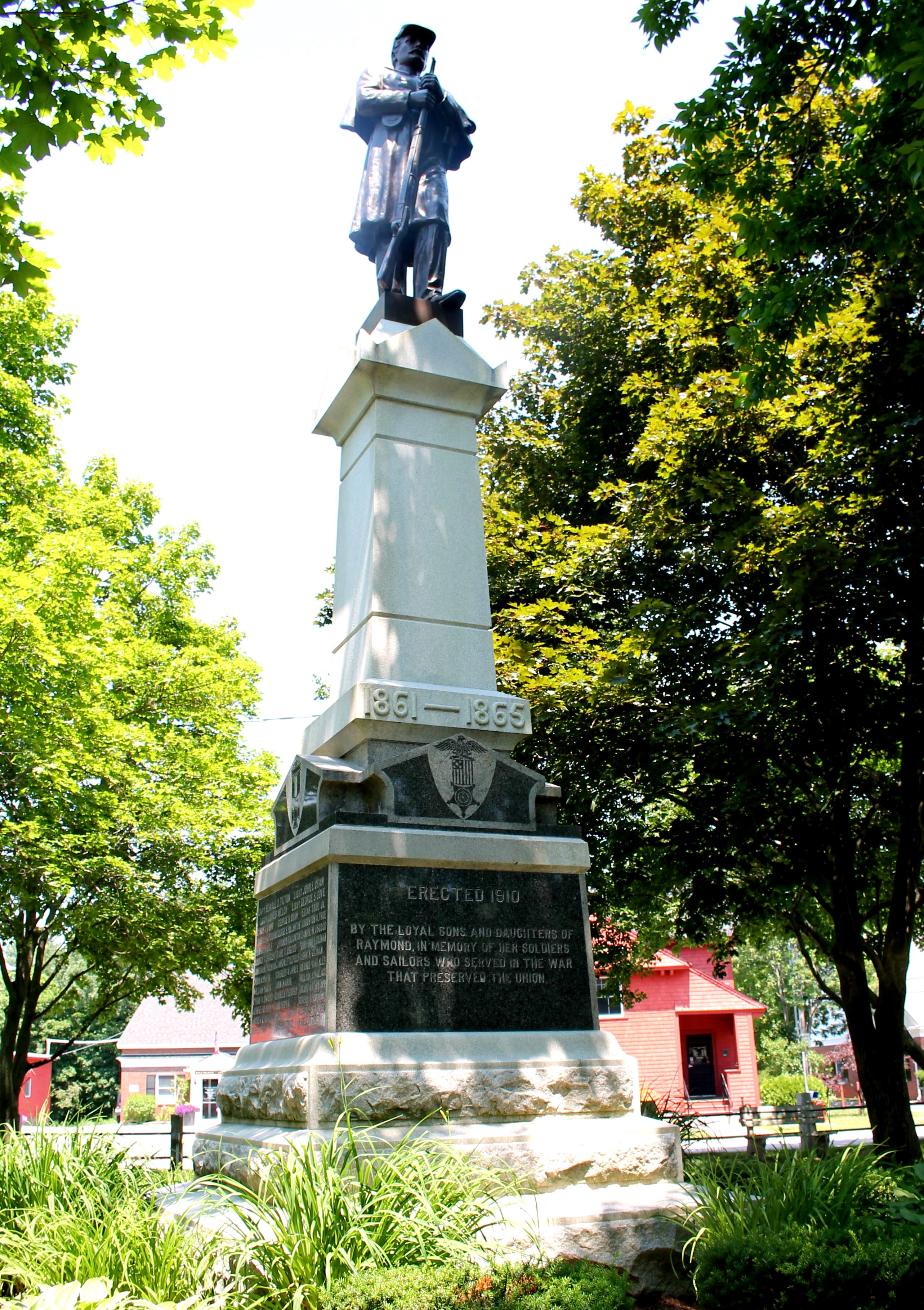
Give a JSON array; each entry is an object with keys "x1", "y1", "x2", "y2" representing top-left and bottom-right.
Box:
[{"x1": 342, "y1": 66, "x2": 475, "y2": 262}]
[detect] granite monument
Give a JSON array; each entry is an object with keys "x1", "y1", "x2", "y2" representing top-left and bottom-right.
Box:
[{"x1": 194, "y1": 25, "x2": 688, "y2": 1293}]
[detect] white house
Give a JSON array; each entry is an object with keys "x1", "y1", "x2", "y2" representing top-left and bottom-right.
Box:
[{"x1": 117, "y1": 979, "x2": 245, "y2": 1126}]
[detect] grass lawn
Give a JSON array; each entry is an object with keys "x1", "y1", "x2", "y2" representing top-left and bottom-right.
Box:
[
  {"x1": 824, "y1": 1104, "x2": 924, "y2": 1132},
  {"x1": 689, "y1": 1102, "x2": 924, "y2": 1141}
]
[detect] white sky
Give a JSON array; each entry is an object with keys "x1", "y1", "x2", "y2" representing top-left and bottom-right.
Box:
[{"x1": 21, "y1": 0, "x2": 924, "y2": 1023}]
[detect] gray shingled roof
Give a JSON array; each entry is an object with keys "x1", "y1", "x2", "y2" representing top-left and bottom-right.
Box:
[{"x1": 117, "y1": 978, "x2": 245, "y2": 1052}]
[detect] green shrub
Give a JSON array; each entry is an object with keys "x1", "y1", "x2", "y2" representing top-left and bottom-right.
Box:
[
  {"x1": 681, "y1": 1147, "x2": 924, "y2": 1306},
  {"x1": 321, "y1": 1261, "x2": 634, "y2": 1310},
  {"x1": 478, "y1": 1261, "x2": 634, "y2": 1310},
  {"x1": 865, "y1": 1159, "x2": 924, "y2": 1228},
  {"x1": 693, "y1": 1227, "x2": 924, "y2": 1309},
  {"x1": 121, "y1": 1095, "x2": 156, "y2": 1124},
  {"x1": 758, "y1": 1073, "x2": 825, "y2": 1105},
  {"x1": 319, "y1": 1263, "x2": 472, "y2": 1310}
]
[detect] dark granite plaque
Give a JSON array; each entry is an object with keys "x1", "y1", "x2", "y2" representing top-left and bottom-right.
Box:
[
  {"x1": 251, "y1": 872, "x2": 328, "y2": 1041},
  {"x1": 336, "y1": 864, "x2": 594, "y2": 1031}
]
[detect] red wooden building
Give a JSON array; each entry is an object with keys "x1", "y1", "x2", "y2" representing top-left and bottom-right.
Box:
[
  {"x1": 598, "y1": 946, "x2": 765, "y2": 1112},
  {"x1": 19, "y1": 1054, "x2": 52, "y2": 1122}
]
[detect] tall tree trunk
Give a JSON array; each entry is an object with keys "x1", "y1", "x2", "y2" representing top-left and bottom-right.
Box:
[
  {"x1": 0, "y1": 923, "x2": 45, "y2": 1130},
  {"x1": 867, "y1": 503, "x2": 924, "y2": 1162},
  {"x1": 0, "y1": 987, "x2": 27, "y2": 1129},
  {"x1": 835, "y1": 935, "x2": 920, "y2": 1163},
  {"x1": 0, "y1": 1056, "x2": 23, "y2": 1129}
]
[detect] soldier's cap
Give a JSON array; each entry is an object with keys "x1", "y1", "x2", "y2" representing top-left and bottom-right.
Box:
[{"x1": 395, "y1": 22, "x2": 436, "y2": 48}]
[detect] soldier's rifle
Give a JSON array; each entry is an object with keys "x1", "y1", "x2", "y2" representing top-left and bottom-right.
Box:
[{"x1": 376, "y1": 57, "x2": 436, "y2": 292}]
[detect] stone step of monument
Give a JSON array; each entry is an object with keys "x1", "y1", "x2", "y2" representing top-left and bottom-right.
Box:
[
  {"x1": 194, "y1": 1111, "x2": 681, "y2": 1195},
  {"x1": 164, "y1": 1169, "x2": 692, "y2": 1300},
  {"x1": 484, "y1": 1180, "x2": 693, "y2": 1299}
]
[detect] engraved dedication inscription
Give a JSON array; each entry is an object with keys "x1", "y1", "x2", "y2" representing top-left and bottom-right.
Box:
[
  {"x1": 336, "y1": 864, "x2": 594, "y2": 1031},
  {"x1": 251, "y1": 872, "x2": 328, "y2": 1041}
]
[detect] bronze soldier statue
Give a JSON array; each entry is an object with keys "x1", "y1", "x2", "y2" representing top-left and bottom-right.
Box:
[{"x1": 342, "y1": 22, "x2": 475, "y2": 311}]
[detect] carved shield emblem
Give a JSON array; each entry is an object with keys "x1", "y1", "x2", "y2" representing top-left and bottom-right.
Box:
[
  {"x1": 427, "y1": 735, "x2": 496, "y2": 819},
  {"x1": 285, "y1": 758, "x2": 305, "y2": 836}
]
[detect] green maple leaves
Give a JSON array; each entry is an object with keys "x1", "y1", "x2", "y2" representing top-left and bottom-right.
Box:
[
  {"x1": 1, "y1": 291, "x2": 274, "y2": 1076},
  {"x1": 0, "y1": 2, "x2": 251, "y2": 292}
]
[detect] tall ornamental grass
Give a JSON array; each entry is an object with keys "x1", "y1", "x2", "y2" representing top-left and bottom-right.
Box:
[
  {"x1": 682, "y1": 1144, "x2": 890, "y2": 1258},
  {"x1": 0, "y1": 1126, "x2": 126, "y2": 1221},
  {"x1": 0, "y1": 1128, "x2": 225, "y2": 1306},
  {"x1": 202, "y1": 1110, "x2": 509, "y2": 1305},
  {"x1": 681, "y1": 1147, "x2": 924, "y2": 1308}
]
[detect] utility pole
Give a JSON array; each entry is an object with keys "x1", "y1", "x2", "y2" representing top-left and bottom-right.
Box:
[{"x1": 799, "y1": 1007, "x2": 811, "y2": 1093}]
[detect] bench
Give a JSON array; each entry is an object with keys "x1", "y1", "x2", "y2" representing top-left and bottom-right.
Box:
[{"x1": 739, "y1": 1102, "x2": 832, "y2": 1157}]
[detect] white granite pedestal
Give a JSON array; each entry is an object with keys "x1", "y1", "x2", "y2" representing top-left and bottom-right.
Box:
[
  {"x1": 193, "y1": 1030, "x2": 688, "y2": 1295},
  {"x1": 194, "y1": 309, "x2": 690, "y2": 1294}
]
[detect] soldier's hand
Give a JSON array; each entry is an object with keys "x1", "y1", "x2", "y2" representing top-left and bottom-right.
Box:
[
  {"x1": 408, "y1": 89, "x2": 433, "y2": 110},
  {"x1": 418, "y1": 72, "x2": 445, "y2": 103}
]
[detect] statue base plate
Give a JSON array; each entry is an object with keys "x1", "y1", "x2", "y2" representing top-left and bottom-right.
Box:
[{"x1": 363, "y1": 291, "x2": 464, "y2": 338}]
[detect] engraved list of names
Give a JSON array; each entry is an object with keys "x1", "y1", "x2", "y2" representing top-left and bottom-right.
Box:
[{"x1": 251, "y1": 872, "x2": 328, "y2": 1041}]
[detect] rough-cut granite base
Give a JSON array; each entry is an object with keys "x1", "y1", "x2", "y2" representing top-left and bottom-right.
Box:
[
  {"x1": 485, "y1": 1181, "x2": 692, "y2": 1297},
  {"x1": 214, "y1": 1030, "x2": 636, "y2": 1126},
  {"x1": 162, "y1": 1176, "x2": 691, "y2": 1298},
  {"x1": 194, "y1": 1030, "x2": 686, "y2": 1293},
  {"x1": 192, "y1": 1111, "x2": 681, "y2": 1193}
]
